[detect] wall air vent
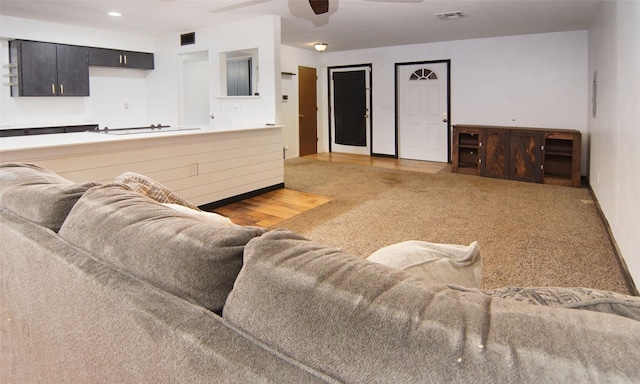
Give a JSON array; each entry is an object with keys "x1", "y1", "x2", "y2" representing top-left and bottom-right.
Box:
[
  {"x1": 180, "y1": 32, "x2": 195, "y2": 46},
  {"x1": 435, "y1": 11, "x2": 465, "y2": 20}
]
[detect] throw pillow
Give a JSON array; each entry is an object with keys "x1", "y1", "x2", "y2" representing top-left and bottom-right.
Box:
[
  {"x1": 162, "y1": 203, "x2": 237, "y2": 226},
  {"x1": 367, "y1": 240, "x2": 482, "y2": 288},
  {"x1": 0, "y1": 162, "x2": 99, "y2": 231},
  {"x1": 114, "y1": 171, "x2": 200, "y2": 210}
]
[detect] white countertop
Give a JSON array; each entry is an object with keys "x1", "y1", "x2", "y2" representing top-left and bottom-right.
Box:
[{"x1": 0, "y1": 124, "x2": 283, "y2": 153}]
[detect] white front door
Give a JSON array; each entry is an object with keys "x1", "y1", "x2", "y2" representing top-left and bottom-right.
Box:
[{"x1": 397, "y1": 62, "x2": 448, "y2": 162}]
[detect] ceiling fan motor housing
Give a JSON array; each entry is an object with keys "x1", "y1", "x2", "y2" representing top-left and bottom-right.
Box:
[{"x1": 309, "y1": 0, "x2": 329, "y2": 15}]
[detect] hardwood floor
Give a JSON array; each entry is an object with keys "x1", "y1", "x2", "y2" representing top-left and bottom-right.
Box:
[
  {"x1": 213, "y1": 152, "x2": 447, "y2": 227},
  {"x1": 305, "y1": 152, "x2": 449, "y2": 174},
  {"x1": 213, "y1": 188, "x2": 331, "y2": 227}
]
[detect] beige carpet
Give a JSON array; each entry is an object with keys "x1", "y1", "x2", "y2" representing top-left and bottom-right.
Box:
[{"x1": 273, "y1": 157, "x2": 632, "y2": 295}]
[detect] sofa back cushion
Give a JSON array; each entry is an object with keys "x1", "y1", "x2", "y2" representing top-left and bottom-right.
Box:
[
  {"x1": 58, "y1": 184, "x2": 266, "y2": 313},
  {"x1": 0, "y1": 163, "x2": 99, "y2": 231},
  {"x1": 223, "y1": 229, "x2": 640, "y2": 383}
]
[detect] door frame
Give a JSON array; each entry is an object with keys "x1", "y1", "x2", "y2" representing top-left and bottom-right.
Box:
[
  {"x1": 327, "y1": 63, "x2": 373, "y2": 154},
  {"x1": 394, "y1": 59, "x2": 451, "y2": 162}
]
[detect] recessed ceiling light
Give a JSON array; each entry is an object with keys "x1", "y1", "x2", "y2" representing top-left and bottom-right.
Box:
[
  {"x1": 435, "y1": 11, "x2": 465, "y2": 20},
  {"x1": 107, "y1": 11, "x2": 122, "y2": 17}
]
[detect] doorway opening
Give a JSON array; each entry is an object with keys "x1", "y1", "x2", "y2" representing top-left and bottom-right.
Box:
[{"x1": 177, "y1": 51, "x2": 210, "y2": 127}]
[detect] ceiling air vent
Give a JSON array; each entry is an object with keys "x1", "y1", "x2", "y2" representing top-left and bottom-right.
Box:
[{"x1": 435, "y1": 11, "x2": 465, "y2": 20}]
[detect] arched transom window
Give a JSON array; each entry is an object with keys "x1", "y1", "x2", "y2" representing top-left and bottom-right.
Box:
[{"x1": 409, "y1": 68, "x2": 438, "y2": 80}]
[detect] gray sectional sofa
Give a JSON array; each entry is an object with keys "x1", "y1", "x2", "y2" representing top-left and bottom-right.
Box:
[{"x1": 2, "y1": 162, "x2": 640, "y2": 383}]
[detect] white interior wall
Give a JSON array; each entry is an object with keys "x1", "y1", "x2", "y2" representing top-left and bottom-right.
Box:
[
  {"x1": 280, "y1": 45, "x2": 323, "y2": 158},
  {"x1": 319, "y1": 31, "x2": 589, "y2": 170},
  {"x1": 588, "y1": 1, "x2": 640, "y2": 289},
  {"x1": 146, "y1": 15, "x2": 280, "y2": 128}
]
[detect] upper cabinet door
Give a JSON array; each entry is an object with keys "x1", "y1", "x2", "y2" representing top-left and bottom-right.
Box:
[
  {"x1": 122, "y1": 51, "x2": 154, "y2": 69},
  {"x1": 87, "y1": 47, "x2": 122, "y2": 67},
  {"x1": 12, "y1": 41, "x2": 57, "y2": 96},
  {"x1": 55, "y1": 44, "x2": 89, "y2": 96},
  {"x1": 88, "y1": 47, "x2": 154, "y2": 69}
]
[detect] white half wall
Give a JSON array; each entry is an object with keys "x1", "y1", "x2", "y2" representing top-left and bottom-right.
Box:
[
  {"x1": 588, "y1": 1, "x2": 640, "y2": 290},
  {"x1": 320, "y1": 31, "x2": 589, "y2": 168}
]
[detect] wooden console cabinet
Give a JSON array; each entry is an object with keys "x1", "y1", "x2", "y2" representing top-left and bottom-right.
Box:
[{"x1": 452, "y1": 125, "x2": 581, "y2": 187}]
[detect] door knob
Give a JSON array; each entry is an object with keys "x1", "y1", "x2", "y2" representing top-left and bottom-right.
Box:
[
  {"x1": 299, "y1": 114, "x2": 304, "y2": 118},
  {"x1": 443, "y1": 119, "x2": 448, "y2": 123},
  {"x1": 364, "y1": 114, "x2": 369, "y2": 118}
]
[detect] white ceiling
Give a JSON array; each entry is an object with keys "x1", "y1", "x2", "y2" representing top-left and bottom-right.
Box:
[{"x1": 0, "y1": 0, "x2": 603, "y2": 52}]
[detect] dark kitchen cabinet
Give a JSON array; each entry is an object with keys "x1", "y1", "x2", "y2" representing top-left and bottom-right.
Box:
[
  {"x1": 88, "y1": 47, "x2": 154, "y2": 69},
  {"x1": 9, "y1": 40, "x2": 89, "y2": 97},
  {"x1": 452, "y1": 125, "x2": 581, "y2": 187}
]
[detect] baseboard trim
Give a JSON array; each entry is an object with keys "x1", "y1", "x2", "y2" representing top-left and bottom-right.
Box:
[
  {"x1": 371, "y1": 153, "x2": 397, "y2": 159},
  {"x1": 588, "y1": 184, "x2": 639, "y2": 296},
  {"x1": 198, "y1": 183, "x2": 285, "y2": 211}
]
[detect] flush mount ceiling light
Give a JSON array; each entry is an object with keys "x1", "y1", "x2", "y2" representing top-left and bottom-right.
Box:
[
  {"x1": 314, "y1": 43, "x2": 328, "y2": 52},
  {"x1": 107, "y1": 11, "x2": 122, "y2": 17},
  {"x1": 435, "y1": 11, "x2": 465, "y2": 20}
]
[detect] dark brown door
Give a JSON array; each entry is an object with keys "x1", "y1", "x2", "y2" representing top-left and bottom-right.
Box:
[
  {"x1": 298, "y1": 66, "x2": 318, "y2": 156},
  {"x1": 510, "y1": 131, "x2": 542, "y2": 183},
  {"x1": 481, "y1": 129, "x2": 510, "y2": 179}
]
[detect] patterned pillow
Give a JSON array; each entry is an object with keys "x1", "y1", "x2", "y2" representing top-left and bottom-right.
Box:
[
  {"x1": 485, "y1": 286, "x2": 640, "y2": 321},
  {"x1": 114, "y1": 171, "x2": 199, "y2": 210}
]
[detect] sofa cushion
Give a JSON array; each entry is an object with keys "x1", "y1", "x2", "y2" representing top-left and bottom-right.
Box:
[
  {"x1": 58, "y1": 184, "x2": 266, "y2": 313},
  {"x1": 0, "y1": 162, "x2": 99, "y2": 231},
  {"x1": 484, "y1": 286, "x2": 640, "y2": 321},
  {"x1": 223, "y1": 229, "x2": 640, "y2": 383},
  {"x1": 367, "y1": 240, "x2": 482, "y2": 288}
]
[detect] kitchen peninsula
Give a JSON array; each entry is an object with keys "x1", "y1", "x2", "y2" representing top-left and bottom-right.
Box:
[{"x1": 0, "y1": 124, "x2": 284, "y2": 208}]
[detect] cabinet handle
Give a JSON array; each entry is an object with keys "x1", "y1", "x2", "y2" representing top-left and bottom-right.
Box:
[
  {"x1": 60, "y1": 84, "x2": 64, "y2": 95},
  {"x1": 51, "y1": 83, "x2": 55, "y2": 95},
  {"x1": 124, "y1": 55, "x2": 127, "y2": 65},
  {"x1": 119, "y1": 54, "x2": 123, "y2": 64}
]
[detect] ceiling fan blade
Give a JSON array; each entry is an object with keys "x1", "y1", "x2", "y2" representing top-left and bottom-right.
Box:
[{"x1": 309, "y1": 0, "x2": 329, "y2": 15}]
